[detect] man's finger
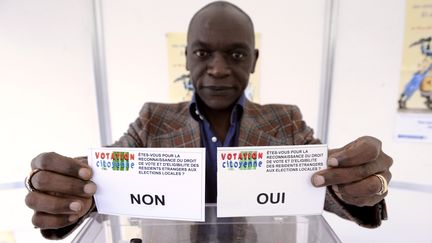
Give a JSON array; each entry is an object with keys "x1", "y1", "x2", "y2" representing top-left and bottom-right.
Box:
[
  {"x1": 331, "y1": 186, "x2": 384, "y2": 207},
  {"x1": 30, "y1": 171, "x2": 96, "y2": 198},
  {"x1": 334, "y1": 171, "x2": 391, "y2": 197},
  {"x1": 32, "y1": 211, "x2": 79, "y2": 229},
  {"x1": 25, "y1": 191, "x2": 87, "y2": 215},
  {"x1": 328, "y1": 136, "x2": 381, "y2": 168},
  {"x1": 312, "y1": 158, "x2": 388, "y2": 187},
  {"x1": 31, "y1": 152, "x2": 92, "y2": 180}
]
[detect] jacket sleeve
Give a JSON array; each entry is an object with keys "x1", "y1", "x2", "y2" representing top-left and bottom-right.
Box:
[{"x1": 324, "y1": 187, "x2": 387, "y2": 228}]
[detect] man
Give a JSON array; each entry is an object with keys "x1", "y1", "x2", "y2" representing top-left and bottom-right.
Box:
[{"x1": 25, "y1": 1, "x2": 392, "y2": 240}]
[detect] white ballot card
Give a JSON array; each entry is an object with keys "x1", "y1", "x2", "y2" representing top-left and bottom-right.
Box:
[
  {"x1": 217, "y1": 144, "x2": 327, "y2": 217},
  {"x1": 89, "y1": 147, "x2": 206, "y2": 221}
]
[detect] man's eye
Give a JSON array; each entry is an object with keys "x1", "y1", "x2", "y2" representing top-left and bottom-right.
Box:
[
  {"x1": 231, "y1": 52, "x2": 246, "y2": 60},
  {"x1": 194, "y1": 50, "x2": 209, "y2": 57}
]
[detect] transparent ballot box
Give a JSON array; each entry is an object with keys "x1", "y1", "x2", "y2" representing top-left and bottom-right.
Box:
[{"x1": 72, "y1": 204, "x2": 341, "y2": 243}]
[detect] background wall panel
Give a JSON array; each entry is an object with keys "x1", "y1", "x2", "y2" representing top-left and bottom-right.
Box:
[{"x1": 0, "y1": 0, "x2": 100, "y2": 242}]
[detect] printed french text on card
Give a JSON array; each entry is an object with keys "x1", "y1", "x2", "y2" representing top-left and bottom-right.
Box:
[
  {"x1": 89, "y1": 147, "x2": 206, "y2": 221},
  {"x1": 217, "y1": 145, "x2": 327, "y2": 217}
]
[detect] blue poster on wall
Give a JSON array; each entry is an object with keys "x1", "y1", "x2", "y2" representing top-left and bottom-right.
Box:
[{"x1": 395, "y1": 0, "x2": 432, "y2": 143}]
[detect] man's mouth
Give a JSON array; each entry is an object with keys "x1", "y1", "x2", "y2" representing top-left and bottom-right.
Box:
[
  {"x1": 205, "y1": 86, "x2": 233, "y2": 91},
  {"x1": 200, "y1": 86, "x2": 235, "y2": 96}
]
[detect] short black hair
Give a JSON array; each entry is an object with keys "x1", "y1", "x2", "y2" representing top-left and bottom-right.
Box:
[{"x1": 187, "y1": 1, "x2": 255, "y2": 37}]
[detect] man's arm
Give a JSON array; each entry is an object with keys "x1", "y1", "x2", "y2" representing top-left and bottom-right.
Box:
[
  {"x1": 25, "y1": 113, "x2": 147, "y2": 239},
  {"x1": 312, "y1": 136, "x2": 392, "y2": 227},
  {"x1": 286, "y1": 105, "x2": 391, "y2": 227}
]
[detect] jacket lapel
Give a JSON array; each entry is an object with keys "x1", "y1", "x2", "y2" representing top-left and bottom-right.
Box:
[
  {"x1": 150, "y1": 113, "x2": 202, "y2": 148},
  {"x1": 238, "y1": 100, "x2": 288, "y2": 146},
  {"x1": 149, "y1": 99, "x2": 286, "y2": 148}
]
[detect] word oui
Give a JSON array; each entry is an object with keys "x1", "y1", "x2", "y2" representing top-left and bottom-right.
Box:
[{"x1": 256, "y1": 192, "x2": 286, "y2": 204}]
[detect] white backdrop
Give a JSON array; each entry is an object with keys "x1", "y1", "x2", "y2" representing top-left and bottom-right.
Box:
[
  {"x1": 0, "y1": 0, "x2": 100, "y2": 183},
  {"x1": 328, "y1": 0, "x2": 431, "y2": 186},
  {"x1": 0, "y1": 0, "x2": 100, "y2": 242}
]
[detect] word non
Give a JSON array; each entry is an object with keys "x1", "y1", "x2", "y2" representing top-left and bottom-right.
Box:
[{"x1": 130, "y1": 194, "x2": 166, "y2": 206}]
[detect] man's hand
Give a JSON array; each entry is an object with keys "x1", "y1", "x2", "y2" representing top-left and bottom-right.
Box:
[
  {"x1": 312, "y1": 136, "x2": 393, "y2": 207},
  {"x1": 25, "y1": 152, "x2": 96, "y2": 229}
]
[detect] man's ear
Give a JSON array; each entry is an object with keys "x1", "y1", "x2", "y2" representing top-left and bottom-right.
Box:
[
  {"x1": 185, "y1": 47, "x2": 189, "y2": 71},
  {"x1": 251, "y1": 49, "x2": 259, "y2": 73}
]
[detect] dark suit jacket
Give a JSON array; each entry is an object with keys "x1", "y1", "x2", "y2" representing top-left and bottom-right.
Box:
[
  {"x1": 112, "y1": 100, "x2": 317, "y2": 148},
  {"x1": 41, "y1": 100, "x2": 386, "y2": 239},
  {"x1": 114, "y1": 100, "x2": 387, "y2": 227}
]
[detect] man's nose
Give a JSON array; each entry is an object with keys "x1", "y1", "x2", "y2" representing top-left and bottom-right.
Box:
[{"x1": 207, "y1": 52, "x2": 231, "y2": 77}]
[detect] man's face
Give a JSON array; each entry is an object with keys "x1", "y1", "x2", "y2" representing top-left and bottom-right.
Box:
[{"x1": 186, "y1": 7, "x2": 258, "y2": 111}]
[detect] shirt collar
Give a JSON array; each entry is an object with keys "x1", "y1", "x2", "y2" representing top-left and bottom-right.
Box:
[{"x1": 189, "y1": 93, "x2": 245, "y2": 124}]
